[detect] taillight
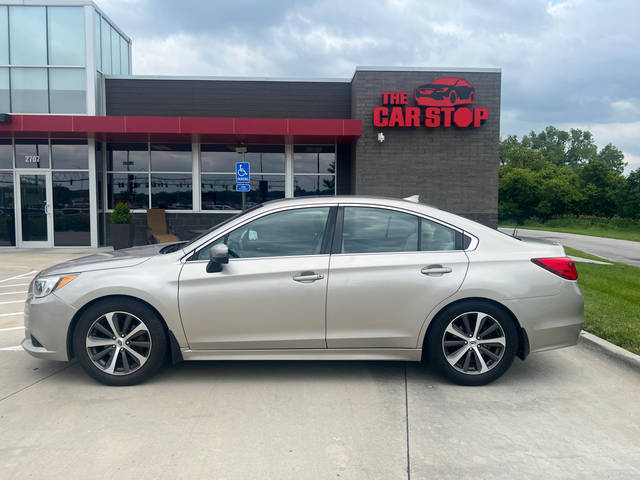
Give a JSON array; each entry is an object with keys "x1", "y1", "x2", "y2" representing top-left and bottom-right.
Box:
[{"x1": 531, "y1": 258, "x2": 578, "y2": 280}]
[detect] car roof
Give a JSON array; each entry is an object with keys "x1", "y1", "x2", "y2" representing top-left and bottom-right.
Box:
[{"x1": 257, "y1": 196, "x2": 495, "y2": 235}]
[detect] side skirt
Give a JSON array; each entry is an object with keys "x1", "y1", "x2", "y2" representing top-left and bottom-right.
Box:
[{"x1": 181, "y1": 348, "x2": 422, "y2": 362}]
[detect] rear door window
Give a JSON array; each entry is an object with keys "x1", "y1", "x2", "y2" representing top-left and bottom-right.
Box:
[{"x1": 340, "y1": 207, "x2": 419, "y2": 253}]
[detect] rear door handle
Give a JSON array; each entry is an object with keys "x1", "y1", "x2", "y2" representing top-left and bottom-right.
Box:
[
  {"x1": 421, "y1": 265, "x2": 452, "y2": 276},
  {"x1": 293, "y1": 271, "x2": 324, "y2": 283}
]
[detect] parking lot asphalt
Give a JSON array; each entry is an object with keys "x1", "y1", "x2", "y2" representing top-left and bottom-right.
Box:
[{"x1": 1, "y1": 250, "x2": 639, "y2": 479}]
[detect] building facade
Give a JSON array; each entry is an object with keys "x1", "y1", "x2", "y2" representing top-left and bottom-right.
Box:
[{"x1": 0, "y1": 1, "x2": 500, "y2": 249}]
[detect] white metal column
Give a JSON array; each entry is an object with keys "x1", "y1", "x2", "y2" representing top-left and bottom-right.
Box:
[
  {"x1": 192, "y1": 141, "x2": 201, "y2": 211},
  {"x1": 285, "y1": 143, "x2": 293, "y2": 198}
]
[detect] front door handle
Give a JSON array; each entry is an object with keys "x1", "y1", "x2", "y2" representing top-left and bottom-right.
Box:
[
  {"x1": 293, "y1": 271, "x2": 324, "y2": 283},
  {"x1": 421, "y1": 265, "x2": 452, "y2": 276}
]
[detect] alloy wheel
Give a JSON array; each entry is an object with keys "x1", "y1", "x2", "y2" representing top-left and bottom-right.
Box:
[
  {"x1": 86, "y1": 311, "x2": 152, "y2": 375},
  {"x1": 441, "y1": 311, "x2": 506, "y2": 375}
]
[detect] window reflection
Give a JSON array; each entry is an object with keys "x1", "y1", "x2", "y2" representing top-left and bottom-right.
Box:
[
  {"x1": 0, "y1": 139, "x2": 11, "y2": 169},
  {"x1": 11, "y1": 68, "x2": 48, "y2": 113},
  {"x1": 51, "y1": 140, "x2": 88, "y2": 169},
  {"x1": 9, "y1": 6, "x2": 47, "y2": 65},
  {"x1": 107, "y1": 143, "x2": 148, "y2": 171},
  {"x1": 47, "y1": 7, "x2": 85, "y2": 66},
  {"x1": 0, "y1": 171, "x2": 15, "y2": 246},
  {"x1": 53, "y1": 171, "x2": 89, "y2": 246},
  {"x1": 15, "y1": 140, "x2": 49, "y2": 169},
  {"x1": 294, "y1": 175, "x2": 335, "y2": 197},
  {"x1": 49, "y1": 68, "x2": 86, "y2": 114},
  {"x1": 151, "y1": 144, "x2": 191, "y2": 172},
  {"x1": 107, "y1": 173, "x2": 148, "y2": 209},
  {"x1": 151, "y1": 173, "x2": 192, "y2": 209}
]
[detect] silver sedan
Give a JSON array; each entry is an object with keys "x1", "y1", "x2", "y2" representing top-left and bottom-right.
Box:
[{"x1": 22, "y1": 196, "x2": 584, "y2": 386}]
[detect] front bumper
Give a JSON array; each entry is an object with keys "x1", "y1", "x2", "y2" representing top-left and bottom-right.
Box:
[{"x1": 22, "y1": 292, "x2": 77, "y2": 362}]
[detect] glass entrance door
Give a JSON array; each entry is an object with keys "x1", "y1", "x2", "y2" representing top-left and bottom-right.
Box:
[{"x1": 17, "y1": 172, "x2": 53, "y2": 247}]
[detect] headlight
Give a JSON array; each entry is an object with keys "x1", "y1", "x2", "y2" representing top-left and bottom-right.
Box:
[{"x1": 32, "y1": 274, "x2": 78, "y2": 298}]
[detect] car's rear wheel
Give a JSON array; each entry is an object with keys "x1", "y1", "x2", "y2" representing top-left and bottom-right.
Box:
[
  {"x1": 448, "y1": 91, "x2": 458, "y2": 105},
  {"x1": 427, "y1": 301, "x2": 517, "y2": 386},
  {"x1": 73, "y1": 298, "x2": 167, "y2": 386}
]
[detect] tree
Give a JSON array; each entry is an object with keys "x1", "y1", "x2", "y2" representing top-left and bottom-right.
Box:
[
  {"x1": 498, "y1": 167, "x2": 540, "y2": 223},
  {"x1": 499, "y1": 135, "x2": 548, "y2": 170},
  {"x1": 598, "y1": 143, "x2": 627, "y2": 174},
  {"x1": 534, "y1": 165, "x2": 583, "y2": 220},
  {"x1": 566, "y1": 129, "x2": 598, "y2": 168},
  {"x1": 526, "y1": 126, "x2": 570, "y2": 167},
  {"x1": 578, "y1": 159, "x2": 625, "y2": 217},
  {"x1": 619, "y1": 168, "x2": 640, "y2": 219}
]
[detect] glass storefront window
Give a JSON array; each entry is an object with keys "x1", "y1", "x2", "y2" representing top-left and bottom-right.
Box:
[
  {"x1": 15, "y1": 139, "x2": 49, "y2": 169},
  {"x1": 293, "y1": 145, "x2": 336, "y2": 173},
  {"x1": 100, "y1": 17, "x2": 111, "y2": 75},
  {"x1": 0, "y1": 7, "x2": 7, "y2": 65},
  {"x1": 0, "y1": 68, "x2": 9, "y2": 115},
  {"x1": 201, "y1": 144, "x2": 239, "y2": 172},
  {"x1": 94, "y1": 12, "x2": 101, "y2": 71},
  {"x1": 111, "y1": 28, "x2": 120, "y2": 75},
  {"x1": 47, "y1": 7, "x2": 85, "y2": 66},
  {"x1": 294, "y1": 175, "x2": 335, "y2": 197},
  {"x1": 151, "y1": 173, "x2": 192, "y2": 209},
  {"x1": 0, "y1": 171, "x2": 14, "y2": 246},
  {"x1": 120, "y1": 38, "x2": 129, "y2": 75},
  {"x1": 49, "y1": 68, "x2": 86, "y2": 114},
  {"x1": 52, "y1": 171, "x2": 89, "y2": 246},
  {"x1": 0, "y1": 139, "x2": 11, "y2": 169},
  {"x1": 151, "y1": 144, "x2": 191, "y2": 172},
  {"x1": 245, "y1": 145, "x2": 285, "y2": 173},
  {"x1": 108, "y1": 173, "x2": 148, "y2": 209},
  {"x1": 10, "y1": 68, "x2": 48, "y2": 113},
  {"x1": 108, "y1": 143, "x2": 148, "y2": 171},
  {"x1": 51, "y1": 140, "x2": 88, "y2": 169},
  {"x1": 9, "y1": 6, "x2": 47, "y2": 65}
]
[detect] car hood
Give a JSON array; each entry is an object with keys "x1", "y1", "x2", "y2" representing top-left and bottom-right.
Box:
[{"x1": 39, "y1": 244, "x2": 172, "y2": 276}]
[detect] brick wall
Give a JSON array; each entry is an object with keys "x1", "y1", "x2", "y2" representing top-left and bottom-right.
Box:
[{"x1": 351, "y1": 69, "x2": 501, "y2": 227}]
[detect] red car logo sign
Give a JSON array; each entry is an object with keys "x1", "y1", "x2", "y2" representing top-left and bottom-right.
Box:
[
  {"x1": 373, "y1": 77, "x2": 489, "y2": 129},
  {"x1": 414, "y1": 77, "x2": 476, "y2": 107}
]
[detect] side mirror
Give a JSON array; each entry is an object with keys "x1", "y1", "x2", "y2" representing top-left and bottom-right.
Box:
[{"x1": 206, "y1": 244, "x2": 229, "y2": 273}]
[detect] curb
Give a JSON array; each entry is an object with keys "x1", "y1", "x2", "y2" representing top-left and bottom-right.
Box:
[{"x1": 579, "y1": 330, "x2": 640, "y2": 371}]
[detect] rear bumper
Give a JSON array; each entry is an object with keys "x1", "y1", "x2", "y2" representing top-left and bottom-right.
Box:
[
  {"x1": 502, "y1": 281, "x2": 584, "y2": 354},
  {"x1": 22, "y1": 292, "x2": 77, "y2": 362}
]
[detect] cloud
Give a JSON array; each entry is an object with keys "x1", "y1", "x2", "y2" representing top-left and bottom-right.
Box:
[{"x1": 95, "y1": 0, "x2": 640, "y2": 173}]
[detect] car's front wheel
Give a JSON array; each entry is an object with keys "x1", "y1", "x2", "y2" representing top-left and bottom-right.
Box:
[
  {"x1": 73, "y1": 298, "x2": 167, "y2": 386},
  {"x1": 427, "y1": 301, "x2": 518, "y2": 386}
]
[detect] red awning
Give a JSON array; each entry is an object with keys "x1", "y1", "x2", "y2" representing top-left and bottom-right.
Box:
[{"x1": 0, "y1": 115, "x2": 362, "y2": 144}]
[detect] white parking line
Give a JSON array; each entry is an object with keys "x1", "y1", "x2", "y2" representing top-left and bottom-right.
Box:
[
  {"x1": 0, "y1": 326, "x2": 24, "y2": 331},
  {"x1": 0, "y1": 300, "x2": 25, "y2": 305},
  {"x1": 0, "y1": 312, "x2": 23, "y2": 318},
  {"x1": 0, "y1": 291, "x2": 27, "y2": 296},
  {"x1": 0, "y1": 345, "x2": 22, "y2": 351},
  {"x1": 0, "y1": 283, "x2": 30, "y2": 288},
  {"x1": 0, "y1": 270, "x2": 37, "y2": 283}
]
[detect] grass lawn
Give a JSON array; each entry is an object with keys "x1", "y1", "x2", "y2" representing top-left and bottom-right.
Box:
[
  {"x1": 566, "y1": 247, "x2": 640, "y2": 355},
  {"x1": 500, "y1": 217, "x2": 640, "y2": 242}
]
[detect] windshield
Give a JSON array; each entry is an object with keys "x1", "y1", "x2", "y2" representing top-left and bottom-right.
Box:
[{"x1": 180, "y1": 204, "x2": 265, "y2": 249}]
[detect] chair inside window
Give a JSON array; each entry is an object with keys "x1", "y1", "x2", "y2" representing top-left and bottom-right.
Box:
[{"x1": 146, "y1": 209, "x2": 180, "y2": 244}]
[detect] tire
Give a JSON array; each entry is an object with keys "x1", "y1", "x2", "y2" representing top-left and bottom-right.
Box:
[
  {"x1": 426, "y1": 301, "x2": 518, "y2": 386},
  {"x1": 448, "y1": 91, "x2": 458, "y2": 105},
  {"x1": 73, "y1": 298, "x2": 167, "y2": 386}
]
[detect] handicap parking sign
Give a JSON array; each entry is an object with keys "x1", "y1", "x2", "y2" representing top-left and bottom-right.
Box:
[{"x1": 236, "y1": 162, "x2": 250, "y2": 184}]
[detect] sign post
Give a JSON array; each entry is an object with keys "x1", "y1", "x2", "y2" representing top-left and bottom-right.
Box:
[{"x1": 236, "y1": 162, "x2": 250, "y2": 209}]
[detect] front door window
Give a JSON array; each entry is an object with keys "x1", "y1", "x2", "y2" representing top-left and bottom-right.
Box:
[{"x1": 19, "y1": 174, "x2": 49, "y2": 243}]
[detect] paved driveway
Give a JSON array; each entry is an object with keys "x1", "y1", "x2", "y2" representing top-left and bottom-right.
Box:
[
  {"x1": 1, "y1": 250, "x2": 639, "y2": 479},
  {"x1": 499, "y1": 228, "x2": 640, "y2": 266}
]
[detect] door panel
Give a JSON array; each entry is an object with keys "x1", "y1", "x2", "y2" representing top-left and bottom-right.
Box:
[
  {"x1": 178, "y1": 255, "x2": 329, "y2": 349},
  {"x1": 18, "y1": 172, "x2": 53, "y2": 247},
  {"x1": 326, "y1": 251, "x2": 468, "y2": 348}
]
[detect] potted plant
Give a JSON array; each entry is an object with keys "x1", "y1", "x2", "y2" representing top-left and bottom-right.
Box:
[{"x1": 110, "y1": 202, "x2": 134, "y2": 250}]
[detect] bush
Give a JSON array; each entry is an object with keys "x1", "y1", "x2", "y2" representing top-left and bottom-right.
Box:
[{"x1": 111, "y1": 202, "x2": 132, "y2": 224}]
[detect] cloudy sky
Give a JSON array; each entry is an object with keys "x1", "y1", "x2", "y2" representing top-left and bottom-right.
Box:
[{"x1": 97, "y1": 0, "x2": 640, "y2": 173}]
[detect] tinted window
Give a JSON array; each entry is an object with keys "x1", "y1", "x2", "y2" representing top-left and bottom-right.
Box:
[
  {"x1": 47, "y1": 7, "x2": 85, "y2": 66},
  {"x1": 150, "y1": 144, "x2": 191, "y2": 172},
  {"x1": 420, "y1": 218, "x2": 457, "y2": 251},
  {"x1": 9, "y1": 6, "x2": 46, "y2": 65},
  {"x1": 150, "y1": 173, "x2": 192, "y2": 210},
  {"x1": 0, "y1": 171, "x2": 15, "y2": 246},
  {"x1": 51, "y1": 140, "x2": 88, "y2": 169},
  {"x1": 15, "y1": 140, "x2": 49, "y2": 168},
  {"x1": 52, "y1": 171, "x2": 89, "y2": 246},
  {"x1": 49, "y1": 68, "x2": 86, "y2": 114},
  {"x1": 0, "y1": 139, "x2": 11, "y2": 169},
  {"x1": 341, "y1": 207, "x2": 418, "y2": 254},
  {"x1": 201, "y1": 207, "x2": 330, "y2": 259},
  {"x1": 107, "y1": 173, "x2": 148, "y2": 209},
  {"x1": 11, "y1": 68, "x2": 48, "y2": 113},
  {"x1": 107, "y1": 143, "x2": 148, "y2": 171}
]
